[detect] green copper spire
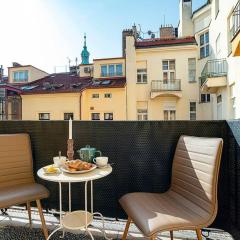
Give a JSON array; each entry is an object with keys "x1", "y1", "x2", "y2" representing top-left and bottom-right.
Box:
[{"x1": 81, "y1": 33, "x2": 90, "y2": 65}]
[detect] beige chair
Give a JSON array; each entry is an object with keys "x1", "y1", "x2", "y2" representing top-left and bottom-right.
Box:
[
  {"x1": 0, "y1": 134, "x2": 49, "y2": 239},
  {"x1": 119, "y1": 135, "x2": 223, "y2": 240}
]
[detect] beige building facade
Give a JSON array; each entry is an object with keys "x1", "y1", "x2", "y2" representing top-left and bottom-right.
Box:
[
  {"x1": 2, "y1": 0, "x2": 239, "y2": 121},
  {"x1": 179, "y1": 0, "x2": 240, "y2": 120}
]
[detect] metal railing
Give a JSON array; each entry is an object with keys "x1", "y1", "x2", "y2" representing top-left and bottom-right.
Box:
[
  {"x1": 100, "y1": 72, "x2": 123, "y2": 77},
  {"x1": 233, "y1": 0, "x2": 240, "y2": 39},
  {"x1": 201, "y1": 59, "x2": 228, "y2": 86},
  {"x1": 151, "y1": 79, "x2": 181, "y2": 92}
]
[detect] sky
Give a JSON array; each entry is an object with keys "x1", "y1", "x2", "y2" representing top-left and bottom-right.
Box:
[{"x1": 0, "y1": 0, "x2": 206, "y2": 74}]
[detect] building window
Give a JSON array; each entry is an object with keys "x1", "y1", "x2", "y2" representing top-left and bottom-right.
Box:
[
  {"x1": 163, "y1": 110, "x2": 176, "y2": 120},
  {"x1": 13, "y1": 70, "x2": 29, "y2": 82},
  {"x1": 200, "y1": 31, "x2": 209, "y2": 58},
  {"x1": 217, "y1": 94, "x2": 222, "y2": 103},
  {"x1": 116, "y1": 64, "x2": 123, "y2": 75},
  {"x1": 64, "y1": 113, "x2": 74, "y2": 120},
  {"x1": 215, "y1": 0, "x2": 219, "y2": 18},
  {"x1": 109, "y1": 65, "x2": 115, "y2": 76},
  {"x1": 201, "y1": 94, "x2": 211, "y2": 103},
  {"x1": 101, "y1": 64, "x2": 123, "y2": 77},
  {"x1": 101, "y1": 65, "x2": 108, "y2": 77},
  {"x1": 104, "y1": 113, "x2": 113, "y2": 120},
  {"x1": 137, "y1": 109, "x2": 148, "y2": 120},
  {"x1": 39, "y1": 113, "x2": 50, "y2": 120},
  {"x1": 104, "y1": 93, "x2": 112, "y2": 98},
  {"x1": 190, "y1": 102, "x2": 197, "y2": 120},
  {"x1": 162, "y1": 60, "x2": 175, "y2": 81},
  {"x1": 92, "y1": 94, "x2": 99, "y2": 98},
  {"x1": 188, "y1": 58, "x2": 196, "y2": 82},
  {"x1": 216, "y1": 34, "x2": 221, "y2": 56},
  {"x1": 137, "y1": 69, "x2": 147, "y2": 83},
  {"x1": 91, "y1": 113, "x2": 100, "y2": 120}
]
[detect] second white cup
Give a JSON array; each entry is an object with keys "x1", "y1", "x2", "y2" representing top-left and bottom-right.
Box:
[{"x1": 93, "y1": 156, "x2": 108, "y2": 167}]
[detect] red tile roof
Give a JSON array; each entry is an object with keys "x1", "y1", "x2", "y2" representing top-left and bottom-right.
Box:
[
  {"x1": 20, "y1": 73, "x2": 126, "y2": 95},
  {"x1": 135, "y1": 36, "x2": 197, "y2": 48}
]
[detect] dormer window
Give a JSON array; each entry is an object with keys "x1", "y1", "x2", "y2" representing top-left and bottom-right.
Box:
[
  {"x1": 101, "y1": 64, "x2": 123, "y2": 77},
  {"x1": 13, "y1": 70, "x2": 28, "y2": 82}
]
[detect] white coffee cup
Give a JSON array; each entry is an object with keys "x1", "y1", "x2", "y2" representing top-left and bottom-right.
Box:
[
  {"x1": 53, "y1": 156, "x2": 67, "y2": 167},
  {"x1": 93, "y1": 156, "x2": 108, "y2": 167}
]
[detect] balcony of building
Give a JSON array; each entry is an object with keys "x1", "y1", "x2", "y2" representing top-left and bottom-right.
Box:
[
  {"x1": 232, "y1": 0, "x2": 240, "y2": 56},
  {"x1": 200, "y1": 59, "x2": 228, "y2": 93},
  {"x1": 0, "y1": 121, "x2": 239, "y2": 240},
  {"x1": 151, "y1": 79, "x2": 182, "y2": 99}
]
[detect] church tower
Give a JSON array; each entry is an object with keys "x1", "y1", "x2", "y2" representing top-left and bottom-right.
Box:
[{"x1": 81, "y1": 34, "x2": 90, "y2": 65}]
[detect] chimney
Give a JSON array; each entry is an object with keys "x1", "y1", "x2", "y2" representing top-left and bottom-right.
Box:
[
  {"x1": 160, "y1": 25, "x2": 176, "y2": 39},
  {"x1": 178, "y1": 0, "x2": 194, "y2": 37},
  {"x1": 122, "y1": 28, "x2": 133, "y2": 57},
  {"x1": 12, "y1": 62, "x2": 22, "y2": 67}
]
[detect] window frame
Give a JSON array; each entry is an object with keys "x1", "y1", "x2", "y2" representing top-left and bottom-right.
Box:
[
  {"x1": 137, "y1": 69, "x2": 147, "y2": 83},
  {"x1": 13, "y1": 70, "x2": 29, "y2": 82},
  {"x1": 64, "y1": 113, "x2": 74, "y2": 120},
  {"x1": 137, "y1": 109, "x2": 148, "y2": 121},
  {"x1": 200, "y1": 31, "x2": 210, "y2": 59},
  {"x1": 104, "y1": 93, "x2": 112, "y2": 98},
  {"x1": 92, "y1": 93, "x2": 99, "y2": 98},
  {"x1": 163, "y1": 110, "x2": 176, "y2": 121},
  {"x1": 104, "y1": 112, "x2": 113, "y2": 120},
  {"x1": 100, "y1": 64, "x2": 123, "y2": 77},
  {"x1": 91, "y1": 113, "x2": 100, "y2": 120},
  {"x1": 39, "y1": 113, "x2": 50, "y2": 120},
  {"x1": 162, "y1": 60, "x2": 175, "y2": 81},
  {"x1": 189, "y1": 102, "x2": 197, "y2": 121},
  {"x1": 201, "y1": 94, "x2": 211, "y2": 103},
  {"x1": 188, "y1": 58, "x2": 196, "y2": 82}
]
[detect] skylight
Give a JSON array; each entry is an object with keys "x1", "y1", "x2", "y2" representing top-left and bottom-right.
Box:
[{"x1": 21, "y1": 85, "x2": 38, "y2": 90}]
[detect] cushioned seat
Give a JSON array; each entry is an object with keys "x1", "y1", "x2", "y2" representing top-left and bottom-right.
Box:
[
  {"x1": 0, "y1": 134, "x2": 49, "y2": 240},
  {"x1": 0, "y1": 183, "x2": 49, "y2": 209},
  {"x1": 119, "y1": 136, "x2": 223, "y2": 240}
]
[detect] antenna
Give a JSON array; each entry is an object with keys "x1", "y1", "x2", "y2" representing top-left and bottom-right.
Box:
[
  {"x1": 164, "y1": 15, "x2": 166, "y2": 26},
  {"x1": 67, "y1": 57, "x2": 71, "y2": 71}
]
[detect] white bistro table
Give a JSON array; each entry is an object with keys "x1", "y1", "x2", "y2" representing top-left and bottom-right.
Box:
[{"x1": 37, "y1": 165, "x2": 112, "y2": 240}]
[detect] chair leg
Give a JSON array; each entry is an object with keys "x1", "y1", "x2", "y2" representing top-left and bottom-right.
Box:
[
  {"x1": 122, "y1": 217, "x2": 131, "y2": 240},
  {"x1": 26, "y1": 202, "x2": 32, "y2": 225},
  {"x1": 150, "y1": 234, "x2": 156, "y2": 240},
  {"x1": 36, "y1": 199, "x2": 48, "y2": 240},
  {"x1": 170, "y1": 230, "x2": 173, "y2": 240},
  {"x1": 196, "y1": 229, "x2": 203, "y2": 240}
]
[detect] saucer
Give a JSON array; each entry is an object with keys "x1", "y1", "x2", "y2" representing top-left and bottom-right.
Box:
[{"x1": 96, "y1": 163, "x2": 109, "y2": 169}]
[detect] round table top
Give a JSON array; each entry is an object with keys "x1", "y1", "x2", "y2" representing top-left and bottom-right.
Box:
[{"x1": 37, "y1": 165, "x2": 112, "y2": 183}]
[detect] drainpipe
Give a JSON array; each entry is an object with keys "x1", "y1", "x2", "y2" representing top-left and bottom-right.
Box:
[{"x1": 79, "y1": 92, "x2": 82, "y2": 120}]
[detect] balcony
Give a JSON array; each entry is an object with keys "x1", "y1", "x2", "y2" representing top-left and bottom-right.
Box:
[
  {"x1": 0, "y1": 120, "x2": 239, "y2": 239},
  {"x1": 200, "y1": 59, "x2": 228, "y2": 93},
  {"x1": 151, "y1": 79, "x2": 182, "y2": 98},
  {"x1": 100, "y1": 72, "x2": 123, "y2": 77},
  {"x1": 232, "y1": 0, "x2": 240, "y2": 56}
]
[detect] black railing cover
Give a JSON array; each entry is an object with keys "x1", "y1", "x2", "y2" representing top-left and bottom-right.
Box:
[{"x1": 0, "y1": 121, "x2": 239, "y2": 238}]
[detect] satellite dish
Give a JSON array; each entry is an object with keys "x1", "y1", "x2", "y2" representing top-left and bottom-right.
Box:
[{"x1": 147, "y1": 30, "x2": 152, "y2": 36}]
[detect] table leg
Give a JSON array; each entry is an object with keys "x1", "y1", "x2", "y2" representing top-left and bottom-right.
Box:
[
  {"x1": 59, "y1": 182, "x2": 62, "y2": 225},
  {"x1": 85, "y1": 181, "x2": 88, "y2": 228},
  {"x1": 69, "y1": 182, "x2": 71, "y2": 212},
  {"x1": 91, "y1": 180, "x2": 93, "y2": 214}
]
